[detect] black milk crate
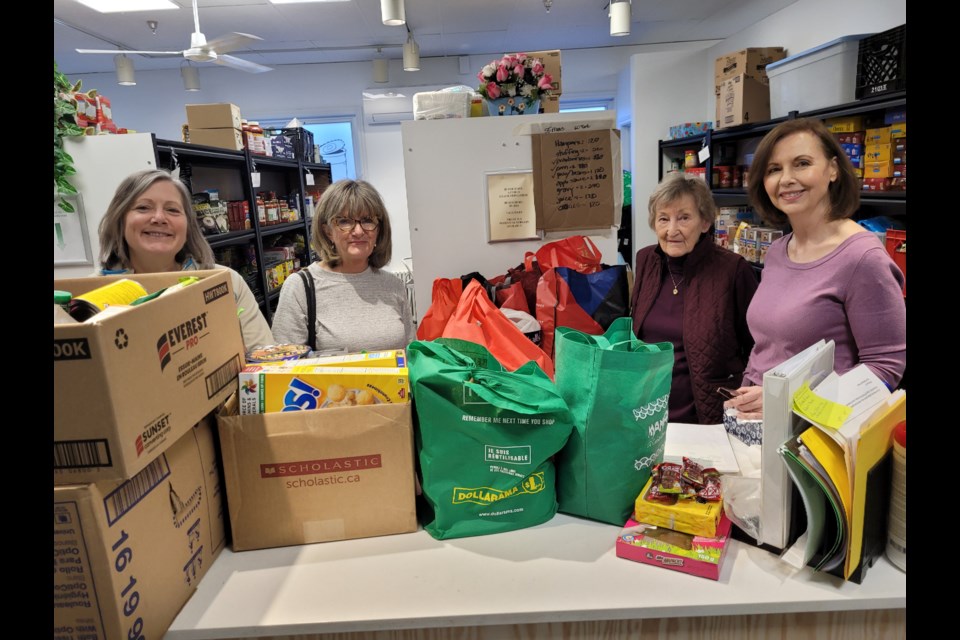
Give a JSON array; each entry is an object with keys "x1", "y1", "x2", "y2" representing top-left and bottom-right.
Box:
[
  {"x1": 855, "y1": 24, "x2": 906, "y2": 100},
  {"x1": 280, "y1": 127, "x2": 316, "y2": 162}
]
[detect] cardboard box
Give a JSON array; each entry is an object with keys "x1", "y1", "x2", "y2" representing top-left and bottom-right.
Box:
[
  {"x1": 185, "y1": 102, "x2": 242, "y2": 130},
  {"x1": 864, "y1": 143, "x2": 892, "y2": 163},
  {"x1": 889, "y1": 122, "x2": 907, "y2": 139},
  {"x1": 521, "y1": 49, "x2": 562, "y2": 94},
  {"x1": 634, "y1": 477, "x2": 724, "y2": 538},
  {"x1": 532, "y1": 128, "x2": 621, "y2": 231},
  {"x1": 54, "y1": 270, "x2": 245, "y2": 485},
  {"x1": 237, "y1": 365, "x2": 410, "y2": 414},
  {"x1": 714, "y1": 47, "x2": 786, "y2": 87},
  {"x1": 864, "y1": 160, "x2": 894, "y2": 178},
  {"x1": 217, "y1": 397, "x2": 418, "y2": 551},
  {"x1": 539, "y1": 93, "x2": 560, "y2": 114},
  {"x1": 189, "y1": 127, "x2": 244, "y2": 151},
  {"x1": 616, "y1": 514, "x2": 733, "y2": 580},
  {"x1": 865, "y1": 127, "x2": 892, "y2": 145},
  {"x1": 53, "y1": 417, "x2": 226, "y2": 640},
  {"x1": 715, "y1": 75, "x2": 771, "y2": 129},
  {"x1": 825, "y1": 116, "x2": 864, "y2": 133}
]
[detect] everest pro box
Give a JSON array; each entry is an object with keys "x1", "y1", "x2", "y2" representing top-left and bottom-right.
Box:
[
  {"x1": 53, "y1": 416, "x2": 226, "y2": 640},
  {"x1": 54, "y1": 270, "x2": 244, "y2": 485}
]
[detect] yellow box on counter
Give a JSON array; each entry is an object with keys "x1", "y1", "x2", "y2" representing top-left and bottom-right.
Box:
[
  {"x1": 238, "y1": 365, "x2": 410, "y2": 414},
  {"x1": 864, "y1": 160, "x2": 894, "y2": 178},
  {"x1": 185, "y1": 102, "x2": 242, "y2": 129},
  {"x1": 864, "y1": 143, "x2": 892, "y2": 163},
  {"x1": 54, "y1": 417, "x2": 226, "y2": 640},
  {"x1": 865, "y1": 127, "x2": 892, "y2": 145},
  {"x1": 634, "y1": 477, "x2": 724, "y2": 538},
  {"x1": 825, "y1": 116, "x2": 864, "y2": 133},
  {"x1": 54, "y1": 270, "x2": 244, "y2": 485},
  {"x1": 280, "y1": 350, "x2": 407, "y2": 369}
]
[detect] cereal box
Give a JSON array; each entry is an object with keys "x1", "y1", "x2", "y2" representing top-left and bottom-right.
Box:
[{"x1": 238, "y1": 365, "x2": 409, "y2": 415}]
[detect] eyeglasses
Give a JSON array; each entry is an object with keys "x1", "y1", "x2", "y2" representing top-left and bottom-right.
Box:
[{"x1": 332, "y1": 216, "x2": 379, "y2": 232}]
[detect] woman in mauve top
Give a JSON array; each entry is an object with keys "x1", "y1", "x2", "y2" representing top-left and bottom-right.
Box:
[{"x1": 724, "y1": 118, "x2": 906, "y2": 419}]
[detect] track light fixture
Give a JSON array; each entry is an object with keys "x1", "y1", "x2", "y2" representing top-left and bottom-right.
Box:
[
  {"x1": 610, "y1": 0, "x2": 631, "y2": 37},
  {"x1": 373, "y1": 47, "x2": 389, "y2": 83},
  {"x1": 403, "y1": 31, "x2": 420, "y2": 71},
  {"x1": 181, "y1": 62, "x2": 201, "y2": 91},
  {"x1": 114, "y1": 53, "x2": 136, "y2": 85},
  {"x1": 381, "y1": 0, "x2": 405, "y2": 26}
]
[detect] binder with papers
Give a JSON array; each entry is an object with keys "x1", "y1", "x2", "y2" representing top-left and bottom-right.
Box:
[
  {"x1": 778, "y1": 364, "x2": 906, "y2": 583},
  {"x1": 758, "y1": 339, "x2": 835, "y2": 550}
]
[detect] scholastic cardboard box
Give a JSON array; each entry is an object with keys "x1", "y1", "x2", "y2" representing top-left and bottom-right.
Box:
[
  {"x1": 54, "y1": 270, "x2": 244, "y2": 485},
  {"x1": 185, "y1": 102, "x2": 243, "y2": 130},
  {"x1": 53, "y1": 416, "x2": 226, "y2": 640},
  {"x1": 217, "y1": 396, "x2": 418, "y2": 551}
]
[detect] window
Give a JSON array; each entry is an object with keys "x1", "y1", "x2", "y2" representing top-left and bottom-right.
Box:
[{"x1": 257, "y1": 117, "x2": 359, "y2": 182}]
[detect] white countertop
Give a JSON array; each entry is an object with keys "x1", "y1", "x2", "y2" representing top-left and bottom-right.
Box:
[{"x1": 164, "y1": 514, "x2": 906, "y2": 639}]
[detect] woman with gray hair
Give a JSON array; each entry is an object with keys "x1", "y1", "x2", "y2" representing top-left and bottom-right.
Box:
[
  {"x1": 271, "y1": 179, "x2": 415, "y2": 353},
  {"x1": 629, "y1": 171, "x2": 758, "y2": 424},
  {"x1": 97, "y1": 169, "x2": 273, "y2": 350}
]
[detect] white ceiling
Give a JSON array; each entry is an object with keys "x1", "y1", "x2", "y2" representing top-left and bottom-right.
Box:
[{"x1": 54, "y1": 0, "x2": 799, "y2": 75}]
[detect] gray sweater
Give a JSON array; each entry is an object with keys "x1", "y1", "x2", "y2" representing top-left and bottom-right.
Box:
[{"x1": 271, "y1": 263, "x2": 415, "y2": 353}]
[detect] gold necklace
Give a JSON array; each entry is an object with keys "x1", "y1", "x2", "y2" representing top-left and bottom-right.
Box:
[{"x1": 669, "y1": 271, "x2": 684, "y2": 295}]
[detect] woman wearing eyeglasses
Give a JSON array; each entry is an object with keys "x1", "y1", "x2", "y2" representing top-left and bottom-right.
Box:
[{"x1": 271, "y1": 179, "x2": 415, "y2": 353}]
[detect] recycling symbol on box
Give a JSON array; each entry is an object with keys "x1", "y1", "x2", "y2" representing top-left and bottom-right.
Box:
[{"x1": 114, "y1": 329, "x2": 129, "y2": 350}]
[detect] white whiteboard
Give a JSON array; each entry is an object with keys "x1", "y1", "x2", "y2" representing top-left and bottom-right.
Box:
[
  {"x1": 401, "y1": 112, "x2": 621, "y2": 322},
  {"x1": 54, "y1": 133, "x2": 158, "y2": 279}
]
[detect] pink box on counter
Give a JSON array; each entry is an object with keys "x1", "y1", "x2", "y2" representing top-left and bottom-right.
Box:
[{"x1": 615, "y1": 513, "x2": 733, "y2": 580}]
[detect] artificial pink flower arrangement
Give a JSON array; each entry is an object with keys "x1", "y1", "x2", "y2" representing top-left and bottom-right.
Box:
[{"x1": 476, "y1": 53, "x2": 554, "y2": 105}]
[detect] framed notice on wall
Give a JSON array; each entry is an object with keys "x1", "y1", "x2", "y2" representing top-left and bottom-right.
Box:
[
  {"x1": 484, "y1": 170, "x2": 541, "y2": 243},
  {"x1": 54, "y1": 193, "x2": 94, "y2": 266}
]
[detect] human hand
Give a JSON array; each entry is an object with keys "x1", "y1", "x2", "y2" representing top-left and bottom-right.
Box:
[{"x1": 722, "y1": 385, "x2": 763, "y2": 420}]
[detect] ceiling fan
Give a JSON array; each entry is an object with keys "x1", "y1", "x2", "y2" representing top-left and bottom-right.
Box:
[{"x1": 76, "y1": 0, "x2": 272, "y2": 74}]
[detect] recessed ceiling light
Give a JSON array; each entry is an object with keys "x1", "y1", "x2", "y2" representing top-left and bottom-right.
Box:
[
  {"x1": 269, "y1": 0, "x2": 351, "y2": 4},
  {"x1": 74, "y1": 0, "x2": 178, "y2": 13}
]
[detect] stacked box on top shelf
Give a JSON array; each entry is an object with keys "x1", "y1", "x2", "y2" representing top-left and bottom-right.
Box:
[{"x1": 714, "y1": 47, "x2": 786, "y2": 129}]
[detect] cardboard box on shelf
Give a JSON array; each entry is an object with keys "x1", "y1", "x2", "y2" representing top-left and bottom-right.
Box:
[
  {"x1": 825, "y1": 116, "x2": 864, "y2": 133},
  {"x1": 53, "y1": 416, "x2": 226, "y2": 640},
  {"x1": 864, "y1": 159, "x2": 894, "y2": 178},
  {"x1": 616, "y1": 514, "x2": 734, "y2": 580},
  {"x1": 216, "y1": 397, "x2": 418, "y2": 551},
  {"x1": 185, "y1": 102, "x2": 243, "y2": 130},
  {"x1": 865, "y1": 127, "x2": 892, "y2": 145},
  {"x1": 715, "y1": 74, "x2": 771, "y2": 129},
  {"x1": 539, "y1": 94, "x2": 560, "y2": 113},
  {"x1": 714, "y1": 47, "x2": 786, "y2": 87},
  {"x1": 519, "y1": 49, "x2": 562, "y2": 94},
  {"x1": 189, "y1": 127, "x2": 244, "y2": 151},
  {"x1": 54, "y1": 270, "x2": 244, "y2": 485},
  {"x1": 864, "y1": 143, "x2": 892, "y2": 163}
]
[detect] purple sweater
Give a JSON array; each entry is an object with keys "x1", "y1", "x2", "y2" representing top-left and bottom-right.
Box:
[{"x1": 742, "y1": 231, "x2": 906, "y2": 388}]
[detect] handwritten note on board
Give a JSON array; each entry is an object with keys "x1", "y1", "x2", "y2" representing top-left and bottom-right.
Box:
[{"x1": 532, "y1": 129, "x2": 620, "y2": 231}]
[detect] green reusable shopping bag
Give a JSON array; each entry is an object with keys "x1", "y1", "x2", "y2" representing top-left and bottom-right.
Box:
[
  {"x1": 554, "y1": 317, "x2": 674, "y2": 525},
  {"x1": 408, "y1": 339, "x2": 574, "y2": 540}
]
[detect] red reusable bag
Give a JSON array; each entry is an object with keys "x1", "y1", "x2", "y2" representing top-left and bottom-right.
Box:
[
  {"x1": 442, "y1": 280, "x2": 555, "y2": 378},
  {"x1": 535, "y1": 236, "x2": 603, "y2": 274},
  {"x1": 416, "y1": 277, "x2": 463, "y2": 341},
  {"x1": 495, "y1": 281, "x2": 530, "y2": 313},
  {"x1": 536, "y1": 267, "x2": 604, "y2": 359}
]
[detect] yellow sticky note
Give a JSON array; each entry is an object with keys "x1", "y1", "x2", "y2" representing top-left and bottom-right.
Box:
[{"x1": 792, "y1": 381, "x2": 852, "y2": 430}]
